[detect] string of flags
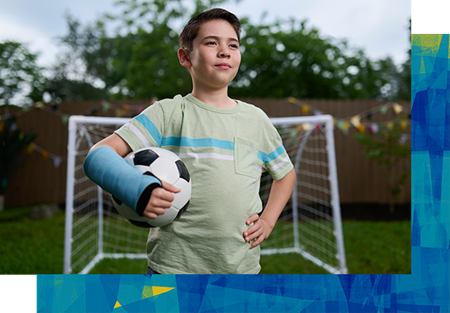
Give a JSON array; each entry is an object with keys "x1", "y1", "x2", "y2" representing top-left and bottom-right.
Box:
[
  {"x1": 286, "y1": 97, "x2": 411, "y2": 136},
  {"x1": 1, "y1": 97, "x2": 410, "y2": 169},
  {"x1": 26, "y1": 142, "x2": 65, "y2": 169}
]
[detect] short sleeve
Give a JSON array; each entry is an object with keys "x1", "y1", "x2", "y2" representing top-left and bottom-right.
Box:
[
  {"x1": 258, "y1": 112, "x2": 294, "y2": 180},
  {"x1": 115, "y1": 102, "x2": 165, "y2": 151}
]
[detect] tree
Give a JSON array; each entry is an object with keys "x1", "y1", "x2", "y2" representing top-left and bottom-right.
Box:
[
  {"x1": 47, "y1": 0, "x2": 409, "y2": 102},
  {"x1": 0, "y1": 41, "x2": 45, "y2": 106},
  {"x1": 230, "y1": 19, "x2": 390, "y2": 99},
  {"x1": 46, "y1": 0, "x2": 240, "y2": 101}
]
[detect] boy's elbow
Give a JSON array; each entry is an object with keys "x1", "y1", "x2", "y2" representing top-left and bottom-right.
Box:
[{"x1": 288, "y1": 168, "x2": 296, "y2": 184}]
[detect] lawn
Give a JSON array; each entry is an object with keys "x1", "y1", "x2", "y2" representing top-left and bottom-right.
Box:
[{"x1": 0, "y1": 205, "x2": 410, "y2": 275}]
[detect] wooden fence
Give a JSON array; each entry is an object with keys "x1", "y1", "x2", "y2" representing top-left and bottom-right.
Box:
[{"x1": 1, "y1": 97, "x2": 411, "y2": 207}]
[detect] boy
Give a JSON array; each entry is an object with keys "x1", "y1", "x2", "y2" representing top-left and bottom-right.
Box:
[{"x1": 83, "y1": 8, "x2": 296, "y2": 274}]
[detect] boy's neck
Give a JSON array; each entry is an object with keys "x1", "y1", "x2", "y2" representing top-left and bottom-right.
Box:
[{"x1": 191, "y1": 87, "x2": 237, "y2": 109}]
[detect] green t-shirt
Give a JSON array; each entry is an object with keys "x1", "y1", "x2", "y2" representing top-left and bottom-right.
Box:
[{"x1": 115, "y1": 94, "x2": 293, "y2": 274}]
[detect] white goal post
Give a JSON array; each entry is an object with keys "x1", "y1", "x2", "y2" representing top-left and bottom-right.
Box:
[{"x1": 64, "y1": 114, "x2": 347, "y2": 274}]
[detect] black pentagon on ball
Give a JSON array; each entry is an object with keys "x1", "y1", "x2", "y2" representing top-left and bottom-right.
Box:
[
  {"x1": 128, "y1": 219, "x2": 154, "y2": 228},
  {"x1": 133, "y1": 149, "x2": 159, "y2": 166},
  {"x1": 174, "y1": 200, "x2": 189, "y2": 221},
  {"x1": 175, "y1": 160, "x2": 190, "y2": 182}
]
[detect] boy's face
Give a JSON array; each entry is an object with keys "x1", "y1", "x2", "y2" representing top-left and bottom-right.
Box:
[{"x1": 178, "y1": 19, "x2": 241, "y2": 92}]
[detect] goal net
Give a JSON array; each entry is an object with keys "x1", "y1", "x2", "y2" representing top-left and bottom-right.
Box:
[{"x1": 64, "y1": 114, "x2": 347, "y2": 274}]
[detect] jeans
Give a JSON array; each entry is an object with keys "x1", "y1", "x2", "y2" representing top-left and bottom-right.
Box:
[{"x1": 146, "y1": 265, "x2": 160, "y2": 274}]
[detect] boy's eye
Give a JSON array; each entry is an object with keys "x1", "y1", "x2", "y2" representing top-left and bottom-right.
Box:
[
  {"x1": 206, "y1": 41, "x2": 217, "y2": 45},
  {"x1": 230, "y1": 44, "x2": 239, "y2": 49}
]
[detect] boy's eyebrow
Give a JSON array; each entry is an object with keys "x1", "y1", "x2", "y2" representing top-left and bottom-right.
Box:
[{"x1": 201, "y1": 35, "x2": 239, "y2": 42}]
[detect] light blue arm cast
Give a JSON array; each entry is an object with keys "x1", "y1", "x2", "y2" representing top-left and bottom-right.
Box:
[{"x1": 83, "y1": 146, "x2": 161, "y2": 212}]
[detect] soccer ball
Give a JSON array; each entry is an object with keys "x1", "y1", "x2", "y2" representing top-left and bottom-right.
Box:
[{"x1": 111, "y1": 147, "x2": 191, "y2": 227}]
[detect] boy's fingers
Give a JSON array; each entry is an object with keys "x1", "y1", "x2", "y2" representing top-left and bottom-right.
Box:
[
  {"x1": 161, "y1": 180, "x2": 181, "y2": 193},
  {"x1": 246, "y1": 214, "x2": 259, "y2": 225},
  {"x1": 245, "y1": 227, "x2": 262, "y2": 242},
  {"x1": 250, "y1": 236, "x2": 264, "y2": 249},
  {"x1": 152, "y1": 187, "x2": 175, "y2": 202}
]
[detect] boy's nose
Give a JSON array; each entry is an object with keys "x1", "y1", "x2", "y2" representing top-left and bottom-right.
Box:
[{"x1": 218, "y1": 48, "x2": 230, "y2": 58}]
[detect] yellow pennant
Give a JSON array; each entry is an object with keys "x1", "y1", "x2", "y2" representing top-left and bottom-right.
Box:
[
  {"x1": 392, "y1": 103, "x2": 403, "y2": 114},
  {"x1": 42, "y1": 150, "x2": 49, "y2": 159},
  {"x1": 358, "y1": 123, "x2": 366, "y2": 134},
  {"x1": 350, "y1": 115, "x2": 361, "y2": 128},
  {"x1": 27, "y1": 144, "x2": 35, "y2": 154},
  {"x1": 301, "y1": 104, "x2": 309, "y2": 115},
  {"x1": 400, "y1": 120, "x2": 408, "y2": 130}
]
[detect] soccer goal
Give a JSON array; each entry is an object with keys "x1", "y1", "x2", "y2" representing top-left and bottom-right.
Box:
[{"x1": 64, "y1": 114, "x2": 347, "y2": 274}]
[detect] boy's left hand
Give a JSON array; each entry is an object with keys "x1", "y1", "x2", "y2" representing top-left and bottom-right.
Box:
[{"x1": 243, "y1": 214, "x2": 272, "y2": 249}]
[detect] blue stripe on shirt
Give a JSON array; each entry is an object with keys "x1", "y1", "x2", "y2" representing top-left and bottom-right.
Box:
[
  {"x1": 163, "y1": 137, "x2": 234, "y2": 150},
  {"x1": 257, "y1": 145, "x2": 286, "y2": 163},
  {"x1": 136, "y1": 114, "x2": 234, "y2": 150},
  {"x1": 135, "y1": 114, "x2": 163, "y2": 146}
]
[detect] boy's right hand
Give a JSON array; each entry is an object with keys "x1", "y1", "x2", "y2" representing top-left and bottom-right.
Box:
[{"x1": 143, "y1": 181, "x2": 180, "y2": 219}]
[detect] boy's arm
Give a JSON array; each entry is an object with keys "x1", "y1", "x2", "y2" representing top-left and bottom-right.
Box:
[
  {"x1": 85, "y1": 134, "x2": 179, "y2": 219},
  {"x1": 244, "y1": 168, "x2": 296, "y2": 249},
  {"x1": 89, "y1": 133, "x2": 132, "y2": 157}
]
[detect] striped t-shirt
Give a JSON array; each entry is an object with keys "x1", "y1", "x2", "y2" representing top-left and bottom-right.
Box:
[{"x1": 115, "y1": 94, "x2": 293, "y2": 274}]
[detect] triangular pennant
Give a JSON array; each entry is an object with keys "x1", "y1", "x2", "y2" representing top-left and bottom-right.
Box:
[
  {"x1": 393, "y1": 103, "x2": 403, "y2": 114},
  {"x1": 114, "y1": 301, "x2": 121, "y2": 309},
  {"x1": 152, "y1": 286, "x2": 175, "y2": 297},
  {"x1": 358, "y1": 123, "x2": 365, "y2": 134},
  {"x1": 350, "y1": 115, "x2": 361, "y2": 128},
  {"x1": 301, "y1": 104, "x2": 309, "y2": 115},
  {"x1": 52, "y1": 156, "x2": 63, "y2": 168},
  {"x1": 400, "y1": 120, "x2": 408, "y2": 130}
]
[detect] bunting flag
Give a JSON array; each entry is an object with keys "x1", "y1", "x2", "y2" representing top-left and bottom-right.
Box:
[
  {"x1": 357, "y1": 123, "x2": 366, "y2": 134},
  {"x1": 380, "y1": 104, "x2": 389, "y2": 115},
  {"x1": 29, "y1": 143, "x2": 65, "y2": 168},
  {"x1": 393, "y1": 103, "x2": 403, "y2": 114},
  {"x1": 350, "y1": 115, "x2": 361, "y2": 128},
  {"x1": 369, "y1": 123, "x2": 379, "y2": 134},
  {"x1": 102, "y1": 101, "x2": 111, "y2": 112},
  {"x1": 400, "y1": 120, "x2": 408, "y2": 130},
  {"x1": 27, "y1": 143, "x2": 34, "y2": 154},
  {"x1": 301, "y1": 104, "x2": 309, "y2": 115}
]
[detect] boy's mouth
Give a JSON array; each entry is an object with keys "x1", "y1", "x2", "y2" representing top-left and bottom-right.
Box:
[{"x1": 215, "y1": 63, "x2": 231, "y2": 69}]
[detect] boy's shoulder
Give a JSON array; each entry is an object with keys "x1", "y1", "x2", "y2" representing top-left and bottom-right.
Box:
[
  {"x1": 236, "y1": 99, "x2": 271, "y2": 120},
  {"x1": 155, "y1": 94, "x2": 184, "y2": 107}
]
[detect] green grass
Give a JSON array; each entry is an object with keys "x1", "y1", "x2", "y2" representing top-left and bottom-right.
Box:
[
  {"x1": 0, "y1": 206, "x2": 410, "y2": 274},
  {"x1": 0, "y1": 206, "x2": 65, "y2": 274}
]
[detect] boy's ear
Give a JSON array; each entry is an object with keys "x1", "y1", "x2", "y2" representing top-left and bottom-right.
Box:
[{"x1": 178, "y1": 48, "x2": 191, "y2": 69}]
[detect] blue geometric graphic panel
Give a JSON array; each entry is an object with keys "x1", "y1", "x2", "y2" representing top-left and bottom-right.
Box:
[{"x1": 37, "y1": 34, "x2": 449, "y2": 313}]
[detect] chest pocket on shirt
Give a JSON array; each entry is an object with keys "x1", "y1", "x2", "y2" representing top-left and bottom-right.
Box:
[{"x1": 234, "y1": 137, "x2": 261, "y2": 178}]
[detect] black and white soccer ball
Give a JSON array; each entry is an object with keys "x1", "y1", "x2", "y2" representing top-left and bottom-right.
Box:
[{"x1": 111, "y1": 147, "x2": 191, "y2": 228}]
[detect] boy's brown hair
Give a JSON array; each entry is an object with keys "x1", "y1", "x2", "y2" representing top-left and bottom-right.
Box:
[{"x1": 179, "y1": 8, "x2": 241, "y2": 51}]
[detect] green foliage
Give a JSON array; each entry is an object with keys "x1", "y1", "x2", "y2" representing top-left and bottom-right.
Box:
[
  {"x1": 46, "y1": 0, "x2": 410, "y2": 102},
  {"x1": 0, "y1": 116, "x2": 37, "y2": 194},
  {"x1": 354, "y1": 116, "x2": 410, "y2": 211},
  {"x1": 354, "y1": 117, "x2": 410, "y2": 166},
  {"x1": 0, "y1": 41, "x2": 45, "y2": 106},
  {"x1": 231, "y1": 20, "x2": 389, "y2": 99}
]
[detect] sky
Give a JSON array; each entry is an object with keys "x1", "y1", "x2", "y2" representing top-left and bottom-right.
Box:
[{"x1": 0, "y1": 0, "x2": 411, "y2": 69}]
